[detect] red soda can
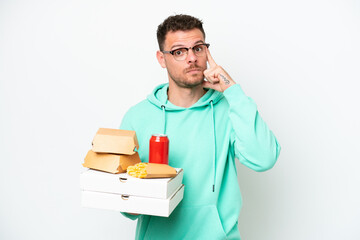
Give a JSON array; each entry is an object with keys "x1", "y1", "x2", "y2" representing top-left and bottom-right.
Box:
[{"x1": 149, "y1": 134, "x2": 169, "y2": 164}]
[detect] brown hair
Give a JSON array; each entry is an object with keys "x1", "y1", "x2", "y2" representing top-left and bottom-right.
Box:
[{"x1": 157, "y1": 14, "x2": 206, "y2": 51}]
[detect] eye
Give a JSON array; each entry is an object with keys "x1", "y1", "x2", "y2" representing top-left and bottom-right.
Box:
[
  {"x1": 173, "y1": 49, "x2": 186, "y2": 56},
  {"x1": 194, "y1": 45, "x2": 204, "y2": 52}
]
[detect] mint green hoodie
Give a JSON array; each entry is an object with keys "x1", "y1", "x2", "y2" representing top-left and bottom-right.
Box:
[{"x1": 120, "y1": 83, "x2": 281, "y2": 240}]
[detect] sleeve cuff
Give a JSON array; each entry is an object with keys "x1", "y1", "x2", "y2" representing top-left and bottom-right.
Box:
[
  {"x1": 121, "y1": 212, "x2": 141, "y2": 220},
  {"x1": 223, "y1": 84, "x2": 246, "y2": 100}
]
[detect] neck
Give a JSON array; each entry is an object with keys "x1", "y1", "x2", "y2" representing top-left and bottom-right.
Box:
[{"x1": 168, "y1": 81, "x2": 206, "y2": 108}]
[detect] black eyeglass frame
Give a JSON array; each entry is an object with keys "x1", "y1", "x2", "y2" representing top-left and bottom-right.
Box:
[{"x1": 161, "y1": 43, "x2": 210, "y2": 56}]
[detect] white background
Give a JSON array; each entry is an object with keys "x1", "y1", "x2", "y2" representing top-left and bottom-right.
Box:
[{"x1": 1, "y1": 0, "x2": 359, "y2": 239}]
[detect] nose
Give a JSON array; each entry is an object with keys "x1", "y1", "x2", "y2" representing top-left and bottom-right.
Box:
[{"x1": 186, "y1": 48, "x2": 198, "y2": 63}]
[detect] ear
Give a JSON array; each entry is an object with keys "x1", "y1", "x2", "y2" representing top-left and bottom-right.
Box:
[{"x1": 156, "y1": 50, "x2": 167, "y2": 68}]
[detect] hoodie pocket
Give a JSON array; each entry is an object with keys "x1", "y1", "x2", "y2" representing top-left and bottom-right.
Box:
[{"x1": 144, "y1": 205, "x2": 227, "y2": 240}]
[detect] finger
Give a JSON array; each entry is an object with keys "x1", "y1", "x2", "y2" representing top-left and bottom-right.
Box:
[
  {"x1": 203, "y1": 69, "x2": 218, "y2": 84},
  {"x1": 203, "y1": 69, "x2": 213, "y2": 83},
  {"x1": 202, "y1": 80, "x2": 214, "y2": 89},
  {"x1": 206, "y1": 47, "x2": 217, "y2": 68},
  {"x1": 205, "y1": 75, "x2": 219, "y2": 84},
  {"x1": 204, "y1": 76, "x2": 214, "y2": 84},
  {"x1": 202, "y1": 80, "x2": 222, "y2": 92}
]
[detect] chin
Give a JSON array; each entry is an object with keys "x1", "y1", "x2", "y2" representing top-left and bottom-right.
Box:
[
  {"x1": 170, "y1": 72, "x2": 204, "y2": 88},
  {"x1": 185, "y1": 80, "x2": 204, "y2": 88},
  {"x1": 188, "y1": 74, "x2": 204, "y2": 83},
  {"x1": 173, "y1": 79, "x2": 203, "y2": 88}
]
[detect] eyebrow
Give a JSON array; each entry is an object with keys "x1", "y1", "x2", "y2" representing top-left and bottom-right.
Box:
[{"x1": 171, "y1": 40, "x2": 204, "y2": 50}]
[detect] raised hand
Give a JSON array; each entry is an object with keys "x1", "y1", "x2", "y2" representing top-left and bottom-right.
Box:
[{"x1": 203, "y1": 48, "x2": 236, "y2": 92}]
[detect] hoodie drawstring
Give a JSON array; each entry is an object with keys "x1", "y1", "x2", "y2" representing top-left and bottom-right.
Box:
[
  {"x1": 162, "y1": 102, "x2": 216, "y2": 193},
  {"x1": 210, "y1": 100, "x2": 216, "y2": 192},
  {"x1": 161, "y1": 105, "x2": 166, "y2": 134}
]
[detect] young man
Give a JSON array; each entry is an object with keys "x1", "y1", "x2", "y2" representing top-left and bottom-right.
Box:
[{"x1": 120, "y1": 14, "x2": 281, "y2": 240}]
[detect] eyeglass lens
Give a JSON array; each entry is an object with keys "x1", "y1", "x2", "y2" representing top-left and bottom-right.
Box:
[{"x1": 173, "y1": 44, "x2": 208, "y2": 60}]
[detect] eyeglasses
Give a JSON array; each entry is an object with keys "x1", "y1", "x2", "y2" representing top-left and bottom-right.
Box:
[{"x1": 161, "y1": 43, "x2": 210, "y2": 61}]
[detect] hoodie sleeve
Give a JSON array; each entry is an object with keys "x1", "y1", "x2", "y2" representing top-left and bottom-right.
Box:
[
  {"x1": 119, "y1": 109, "x2": 142, "y2": 221},
  {"x1": 120, "y1": 108, "x2": 135, "y2": 131},
  {"x1": 223, "y1": 84, "x2": 281, "y2": 172}
]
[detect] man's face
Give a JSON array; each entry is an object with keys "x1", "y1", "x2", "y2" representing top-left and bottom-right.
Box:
[{"x1": 157, "y1": 29, "x2": 208, "y2": 88}]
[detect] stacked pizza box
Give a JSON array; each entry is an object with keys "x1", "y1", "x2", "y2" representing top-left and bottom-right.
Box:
[{"x1": 80, "y1": 128, "x2": 184, "y2": 217}]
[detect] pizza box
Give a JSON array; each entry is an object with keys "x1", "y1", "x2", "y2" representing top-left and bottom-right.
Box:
[
  {"x1": 81, "y1": 184, "x2": 184, "y2": 217},
  {"x1": 80, "y1": 168, "x2": 183, "y2": 199}
]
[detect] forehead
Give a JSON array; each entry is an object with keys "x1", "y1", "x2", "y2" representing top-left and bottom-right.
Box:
[{"x1": 164, "y1": 29, "x2": 205, "y2": 49}]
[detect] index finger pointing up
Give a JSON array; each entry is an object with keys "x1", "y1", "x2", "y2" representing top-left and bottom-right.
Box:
[{"x1": 206, "y1": 47, "x2": 217, "y2": 68}]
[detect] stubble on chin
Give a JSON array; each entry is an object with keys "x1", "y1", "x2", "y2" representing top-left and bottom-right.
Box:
[
  {"x1": 169, "y1": 72, "x2": 205, "y2": 88},
  {"x1": 168, "y1": 65, "x2": 206, "y2": 88}
]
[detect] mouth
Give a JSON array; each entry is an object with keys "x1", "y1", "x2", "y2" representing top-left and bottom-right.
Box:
[{"x1": 186, "y1": 68, "x2": 202, "y2": 73}]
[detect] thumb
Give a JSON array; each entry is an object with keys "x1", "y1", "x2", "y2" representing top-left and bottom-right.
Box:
[
  {"x1": 202, "y1": 80, "x2": 222, "y2": 92},
  {"x1": 202, "y1": 80, "x2": 213, "y2": 89}
]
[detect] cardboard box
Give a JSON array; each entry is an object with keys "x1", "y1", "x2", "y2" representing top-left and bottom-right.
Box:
[
  {"x1": 128, "y1": 163, "x2": 177, "y2": 179},
  {"x1": 92, "y1": 128, "x2": 139, "y2": 155},
  {"x1": 81, "y1": 184, "x2": 184, "y2": 217},
  {"x1": 80, "y1": 168, "x2": 183, "y2": 199},
  {"x1": 82, "y1": 150, "x2": 141, "y2": 174}
]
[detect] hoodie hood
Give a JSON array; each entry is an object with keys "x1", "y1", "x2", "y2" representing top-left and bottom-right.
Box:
[{"x1": 147, "y1": 83, "x2": 224, "y2": 110}]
